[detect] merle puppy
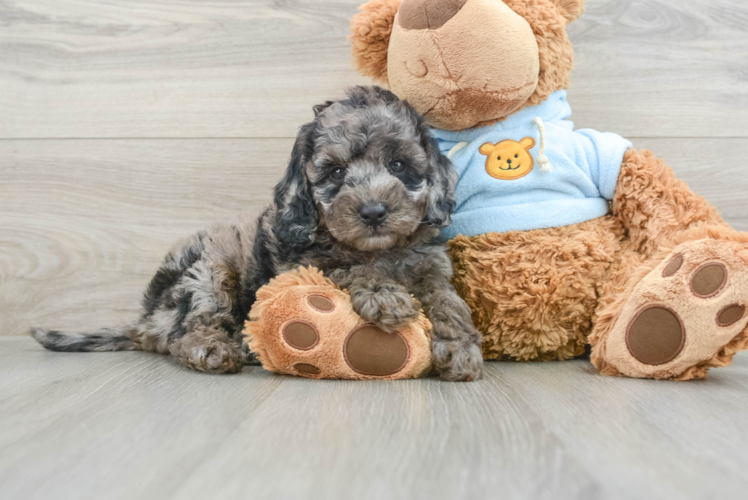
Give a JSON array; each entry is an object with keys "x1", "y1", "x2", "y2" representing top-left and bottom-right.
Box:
[{"x1": 32, "y1": 86, "x2": 484, "y2": 381}]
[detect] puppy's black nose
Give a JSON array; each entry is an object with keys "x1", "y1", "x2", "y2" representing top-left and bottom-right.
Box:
[{"x1": 359, "y1": 202, "x2": 388, "y2": 227}]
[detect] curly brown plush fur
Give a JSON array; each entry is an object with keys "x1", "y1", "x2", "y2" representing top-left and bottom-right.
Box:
[
  {"x1": 501, "y1": 0, "x2": 577, "y2": 112},
  {"x1": 611, "y1": 149, "x2": 726, "y2": 257},
  {"x1": 449, "y1": 216, "x2": 623, "y2": 361},
  {"x1": 350, "y1": 0, "x2": 400, "y2": 84}
]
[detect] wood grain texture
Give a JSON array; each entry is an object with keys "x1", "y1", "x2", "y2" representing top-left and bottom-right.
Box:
[
  {"x1": 0, "y1": 0, "x2": 747, "y2": 138},
  {"x1": 2, "y1": 138, "x2": 746, "y2": 338},
  {"x1": 0, "y1": 337, "x2": 746, "y2": 500},
  {"x1": 0, "y1": 138, "x2": 290, "y2": 336},
  {"x1": 0, "y1": 0, "x2": 369, "y2": 139},
  {"x1": 567, "y1": 0, "x2": 748, "y2": 138}
]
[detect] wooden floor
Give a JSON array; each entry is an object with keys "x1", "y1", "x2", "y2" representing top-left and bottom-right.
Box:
[
  {"x1": 2, "y1": 336, "x2": 748, "y2": 500},
  {"x1": 2, "y1": 0, "x2": 748, "y2": 498}
]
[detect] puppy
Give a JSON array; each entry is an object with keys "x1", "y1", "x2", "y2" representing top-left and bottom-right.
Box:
[{"x1": 31, "y1": 86, "x2": 484, "y2": 381}]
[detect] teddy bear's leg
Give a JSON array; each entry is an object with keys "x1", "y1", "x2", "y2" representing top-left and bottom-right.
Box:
[
  {"x1": 449, "y1": 217, "x2": 622, "y2": 362},
  {"x1": 590, "y1": 150, "x2": 748, "y2": 380}
]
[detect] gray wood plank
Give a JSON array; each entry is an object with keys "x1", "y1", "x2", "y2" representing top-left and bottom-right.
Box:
[
  {"x1": 0, "y1": 138, "x2": 291, "y2": 336},
  {"x1": 1, "y1": 138, "x2": 747, "y2": 337},
  {"x1": 0, "y1": 0, "x2": 369, "y2": 139},
  {"x1": 493, "y1": 356, "x2": 748, "y2": 499},
  {"x1": 567, "y1": 0, "x2": 748, "y2": 138},
  {"x1": 0, "y1": 337, "x2": 746, "y2": 500},
  {"x1": 1, "y1": 0, "x2": 747, "y2": 139}
]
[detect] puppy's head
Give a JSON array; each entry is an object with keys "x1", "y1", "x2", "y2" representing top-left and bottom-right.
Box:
[{"x1": 274, "y1": 86, "x2": 456, "y2": 253}]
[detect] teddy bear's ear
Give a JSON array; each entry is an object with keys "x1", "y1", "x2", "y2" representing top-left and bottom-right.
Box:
[
  {"x1": 553, "y1": 0, "x2": 586, "y2": 24},
  {"x1": 349, "y1": 0, "x2": 401, "y2": 84}
]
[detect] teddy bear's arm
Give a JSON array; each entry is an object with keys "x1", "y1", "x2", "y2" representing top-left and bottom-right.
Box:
[{"x1": 611, "y1": 149, "x2": 727, "y2": 258}]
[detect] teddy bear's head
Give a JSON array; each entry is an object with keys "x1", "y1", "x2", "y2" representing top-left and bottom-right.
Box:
[{"x1": 350, "y1": 0, "x2": 584, "y2": 130}]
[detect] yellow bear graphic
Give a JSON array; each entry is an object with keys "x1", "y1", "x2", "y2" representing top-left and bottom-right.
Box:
[{"x1": 479, "y1": 137, "x2": 536, "y2": 180}]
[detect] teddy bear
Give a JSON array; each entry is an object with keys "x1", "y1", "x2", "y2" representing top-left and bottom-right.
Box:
[{"x1": 349, "y1": 0, "x2": 748, "y2": 380}]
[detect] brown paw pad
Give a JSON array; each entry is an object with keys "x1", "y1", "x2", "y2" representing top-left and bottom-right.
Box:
[
  {"x1": 662, "y1": 254, "x2": 684, "y2": 277},
  {"x1": 691, "y1": 263, "x2": 727, "y2": 298},
  {"x1": 717, "y1": 304, "x2": 746, "y2": 327},
  {"x1": 343, "y1": 325, "x2": 410, "y2": 376},
  {"x1": 626, "y1": 306, "x2": 685, "y2": 366},
  {"x1": 282, "y1": 321, "x2": 319, "y2": 350},
  {"x1": 307, "y1": 295, "x2": 335, "y2": 312},
  {"x1": 293, "y1": 363, "x2": 321, "y2": 375}
]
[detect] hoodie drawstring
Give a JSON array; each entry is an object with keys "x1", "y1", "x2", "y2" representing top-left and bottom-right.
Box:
[
  {"x1": 532, "y1": 117, "x2": 553, "y2": 173},
  {"x1": 447, "y1": 141, "x2": 469, "y2": 160}
]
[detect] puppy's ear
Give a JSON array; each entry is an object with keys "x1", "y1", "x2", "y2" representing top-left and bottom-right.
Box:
[
  {"x1": 273, "y1": 122, "x2": 319, "y2": 250},
  {"x1": 349, "y1": 0, "x2": 401, "y2": 84},
  {"x1": 420, "y1": 123, "x2": 457, "y2": 229},
  {"x1": 553, "y1": 0, "x2": 585, "y2": 24},
  {"x1": 313, "y1": 101, "x2": 335, "y2": 117}
]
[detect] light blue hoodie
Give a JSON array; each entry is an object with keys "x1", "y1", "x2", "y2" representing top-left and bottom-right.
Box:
[{"x1": 432, "y1": 90, "x2": 632, "y2": 240}]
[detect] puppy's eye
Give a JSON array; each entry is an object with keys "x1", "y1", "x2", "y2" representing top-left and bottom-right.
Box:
[
  {"x1": 331, "y1": 166, "x2": 346, "y2": 180},
  {"x1": 390, "y1": 160, "x2": 406, "y2": 173}
]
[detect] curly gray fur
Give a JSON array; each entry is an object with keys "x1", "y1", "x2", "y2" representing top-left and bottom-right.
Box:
[{"x1": 31, "y1": 86, "x2": 484, "y2": 382}]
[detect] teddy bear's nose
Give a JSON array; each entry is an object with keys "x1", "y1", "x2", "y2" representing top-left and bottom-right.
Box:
[{"x1": 398, "y1": 0, "x2": 468, "y2": 30}]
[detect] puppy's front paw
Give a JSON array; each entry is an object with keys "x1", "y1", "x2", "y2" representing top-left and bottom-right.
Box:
[
  {"x1": 432, "y1": 339, "x2": 484, "y2": 382},
  {"x1": 351, "y1": 283, "x2": 421, "y2": 333}
]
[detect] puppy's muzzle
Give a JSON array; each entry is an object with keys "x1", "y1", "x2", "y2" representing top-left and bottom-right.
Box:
[{"x1": 359, "y1": 202, "x2": 388, "y2": 228}]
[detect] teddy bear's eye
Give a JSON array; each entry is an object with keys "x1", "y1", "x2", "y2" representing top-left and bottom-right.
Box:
[
  {"x1": 497, "y1": 156, "x2": 501, "y2": 161},
  {"x1": 515, "y1": 154, "x2": 519, "y2": 158}
]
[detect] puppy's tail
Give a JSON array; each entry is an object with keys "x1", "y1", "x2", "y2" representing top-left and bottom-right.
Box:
[{"x1": 30, "y1": 326, "x2": 139, "y2": 352}]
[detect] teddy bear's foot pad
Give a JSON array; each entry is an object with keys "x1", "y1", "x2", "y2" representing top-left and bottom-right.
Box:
[
  {"x1": 245, "y1": 268, "x2": 433, "y2": 380},
  {"x1": 344, "y1": 326, "x2": 410, "y2": 376},
  {"x1": 605, "y1": 239, "x2": 748, "y2": 380},
  {"x1": 284, "y1": 323, "x2": 410, "y2": 377},
  {"x1": 280, "y1": 317, "x2": 412, "y2": 379}
]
